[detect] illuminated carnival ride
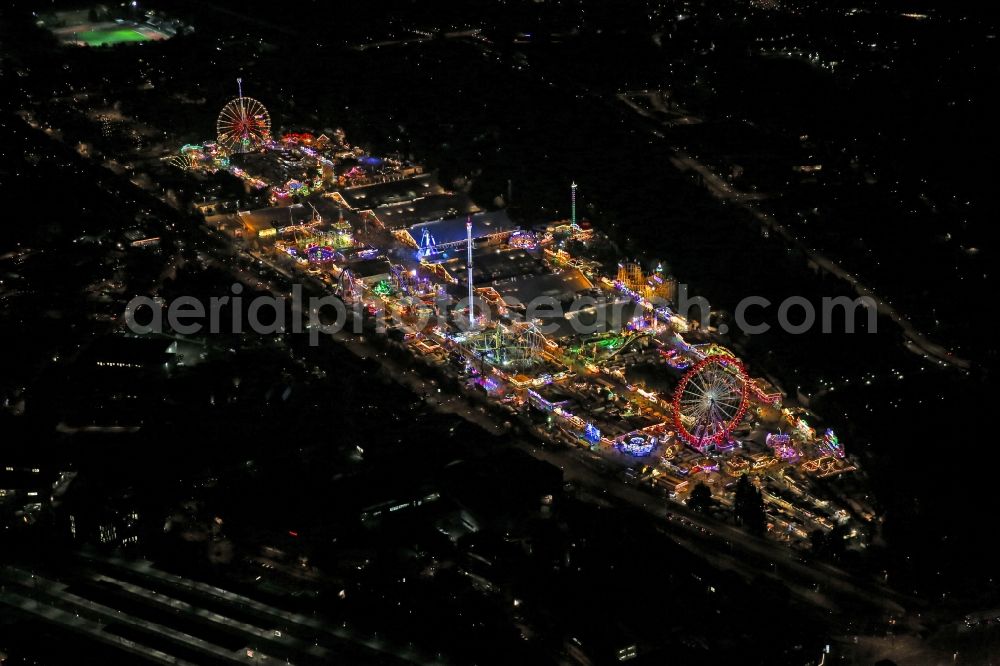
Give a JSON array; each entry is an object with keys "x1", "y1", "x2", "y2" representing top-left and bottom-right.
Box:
[
  {"x1": 672, "y1": 355, "x2": 749, "y2": 449},
  {"x1": 217, "y1": 84, "x2": 271, "y2": 154}
]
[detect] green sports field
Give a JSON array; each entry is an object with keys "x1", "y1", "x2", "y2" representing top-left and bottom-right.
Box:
[
  {"x1": 50, "y1": 20, "x2": 170, "y2": 47},
  {"x1": 75, "y1": 26, "x2": 151, "y2": 46}
]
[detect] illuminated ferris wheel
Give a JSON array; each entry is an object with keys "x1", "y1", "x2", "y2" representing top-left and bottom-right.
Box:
[
  {"x1": 673, "y1": 355, "x2": 749, "y2": 449},
  {"x1": 217, "y1": 79, "x2": 271, "y2": 153}
]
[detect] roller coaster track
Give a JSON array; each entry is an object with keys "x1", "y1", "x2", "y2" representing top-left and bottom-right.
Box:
[{"x1": 573, "y1": 331, "x2": 653, "y2": 363}]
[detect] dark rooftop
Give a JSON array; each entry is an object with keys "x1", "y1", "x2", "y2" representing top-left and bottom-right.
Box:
[
  {"x1": 490, "y1": 268, "x2": 594, "y2": 305},
  {"x1": 340, "y1": 173, "x2": 444, "y2": 209},
  {"x1": 371, "y1": 193, "x2": 479, "y2": 230},
  {"x1": 406, "y1": 210, "x2": 518, "y2": 248},
  {"x1": 437, "y1": 247, "x2": 542, "y2": 285}
]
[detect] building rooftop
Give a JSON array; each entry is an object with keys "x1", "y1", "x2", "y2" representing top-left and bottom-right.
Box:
[
  {"x1": 490, "y1": 268, "x2": 594, "y2": 306},
  {"x1": 371, "y1": 193, "x2": 479, "y2": 230},
  {"x1": 346, "y1": 257, "x2": 392, "y2": 279},
  {"x1": 340, "y1": 173, "x2": 443, "y2": 209},
  {"x1": 406, "y1": 210, "x2": 518, "y2": 248},
  {"x1": 436, "y1": 247, "x2": 542, "y2": 285},
  {"x1": 530, "y1": 297, "x2": 647, "y2": 340},
  {"x1": 237, "y1": 204, "x2": 315, "y2": 234}
]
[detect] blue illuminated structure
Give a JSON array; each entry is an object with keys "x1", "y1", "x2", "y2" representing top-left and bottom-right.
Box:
[
  {"x1": 419, "y1": 229, "x2": 438, "y2": 259},
  {"x1": 307, "y1": 246, "x2": 335, "y2": 262},
  {"x1": 619, "y1": 436, "x2": 655, "y2": 457}
]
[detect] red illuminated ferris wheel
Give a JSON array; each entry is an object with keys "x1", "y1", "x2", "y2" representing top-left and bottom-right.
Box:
[
  {"x1": 217, "y1": 79, "x2": 271, "y2": 153},
  {"x1": 672, "y1": 355, "x2": 749, "y2": 449}
]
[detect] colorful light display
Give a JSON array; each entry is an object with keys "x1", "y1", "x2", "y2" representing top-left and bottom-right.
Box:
[
  {"x1": 306, "y1": 245, "x2": 335, "y2": 262},
  {"x1": 181, "y1": 111, "x2": 862, "y2": 526},
  {"x1": 766, "y1": 432, "x2": 797, "y2": 459},
  {"x1": 823, "y1": 429, "x2": 844, "y2": 458},
  {"x1": 217, "y1": 86, "x2": 271, "y2": 154},
  {"x1": 672, "y1": 355, "x2": 749, "y2": 449},
  {"x1": 619, "y1": 436, "x2": 655, "y2": 457},
  {"x1": 508, "y1": 230, "x2": 537, "y2": 249}
]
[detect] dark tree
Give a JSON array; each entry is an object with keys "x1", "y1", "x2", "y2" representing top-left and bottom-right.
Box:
[
  {"x1": 809, "y1": 529, "x2": 826, "y2": 555},
  {"x1": 734, "y1": 475, "x2": 752, "y2": 521},
  {"x1": 809, "y1": 524, "x2": 850, "y2": 559},
  {"x1": 688, "y1": 482, "x2": 712, "y2": 513},
  {"x1": 826, "y1": 524, "x2": 850, "y2": 559},
  {"x1": 734, "y1": 475, "x2": 767, "y2": 534}
]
